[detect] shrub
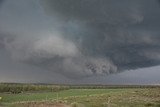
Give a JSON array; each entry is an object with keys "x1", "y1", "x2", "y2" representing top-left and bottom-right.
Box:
[
  {"x1": 71, "y1": 102, "x2": 79, "y2": 107},
  {"x1": 145, "y1": 102, "x2": 154, "y2": 107}
]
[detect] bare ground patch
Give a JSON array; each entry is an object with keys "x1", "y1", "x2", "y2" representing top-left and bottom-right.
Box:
[{"x1": 11, "y1": 102, "x2": 70, "y2": 107}]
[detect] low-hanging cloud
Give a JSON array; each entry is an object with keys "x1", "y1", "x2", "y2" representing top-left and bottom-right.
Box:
[
  {"x1": 0, "y1": 0, "x2": 160, "y2": 79},
  {"x1": 4, "y1": 34, "x2": 117, "y2": 78}
]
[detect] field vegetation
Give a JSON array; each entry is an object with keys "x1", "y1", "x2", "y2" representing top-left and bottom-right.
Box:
[{"x1": 0, "y1": 83, "x2": 160, "y2": 107}]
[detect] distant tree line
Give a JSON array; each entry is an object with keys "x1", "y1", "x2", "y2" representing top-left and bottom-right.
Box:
[
  {"x1": 0, "y1": 83, "x2": 69, "y2": 94},
  {"x1": 0, "y1": 83, "x2": 160, "y2": 94},
  {"x1": 70, "y1": 85, "x2": 160, "y2": 89}
]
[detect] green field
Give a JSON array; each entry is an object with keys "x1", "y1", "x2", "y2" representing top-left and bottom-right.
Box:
[{"x1": 0, "y1": 88, "x2": 160, "y2": 107}]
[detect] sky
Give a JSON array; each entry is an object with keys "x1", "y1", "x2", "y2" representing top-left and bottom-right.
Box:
[{"x1": 0, "y1": 0, "x2": 160, "y2": 84}]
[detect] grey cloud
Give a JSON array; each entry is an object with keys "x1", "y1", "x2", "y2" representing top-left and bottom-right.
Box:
[
  {"x1": 40, "y1": 0, "x2": 160, "y2": 71},
  {"x1": 0, "y1": 0, "x2": 160, "y2": 81},
  {"x1": 0, "y1": 0, "x2": 3, "y2": 7}
]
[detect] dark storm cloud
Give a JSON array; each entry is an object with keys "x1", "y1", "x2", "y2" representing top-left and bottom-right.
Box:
[
  {"x1": 0, "y1": 0, "x2": 4, "y2": 5},
  {"x1": 40, "y1": 0, "x2": 160, "y2": 73},
  {"x1": 0, "y1": 0, "x2": 160, "y2": 80}
]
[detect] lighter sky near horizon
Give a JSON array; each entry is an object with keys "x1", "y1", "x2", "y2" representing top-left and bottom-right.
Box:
[{"x1": 0, "y1": 0, "x2": 160, "y2": 84}]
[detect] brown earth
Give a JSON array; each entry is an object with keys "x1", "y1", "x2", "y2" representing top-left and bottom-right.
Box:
[
  {"x1": 12, "y1": 102, "x2": 71, "y2": 107},
  {"x1": 53, "y1": 103, "x2": 70, "y2": 107}
]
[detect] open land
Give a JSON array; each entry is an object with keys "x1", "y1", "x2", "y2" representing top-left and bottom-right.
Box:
[{"x1": 0, "y1": 84, "x2": 160, "y2": 107}]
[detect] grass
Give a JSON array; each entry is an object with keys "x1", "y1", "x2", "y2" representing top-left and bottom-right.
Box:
[
  {"x1": 0, "y1": 88, "x2": 160, "y2": 107},
  {"x1": 0, "y1": 89, "x2": 124, "y2": 103}
]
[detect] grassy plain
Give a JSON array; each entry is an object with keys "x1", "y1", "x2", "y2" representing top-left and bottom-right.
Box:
[{"x1": 0, "y1": 87, "x2": 160, "y2": 107}]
